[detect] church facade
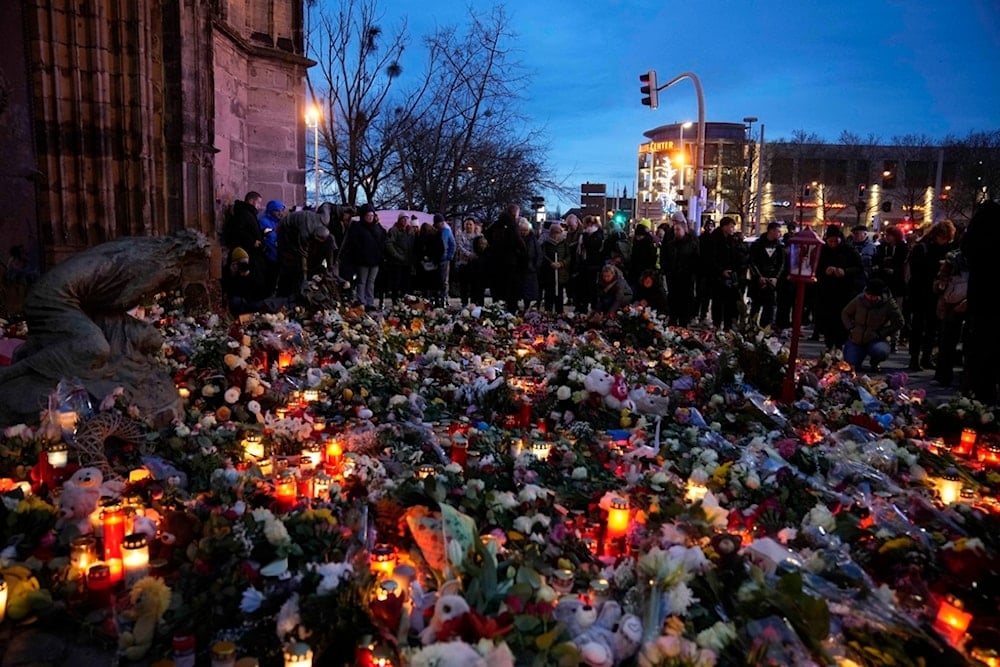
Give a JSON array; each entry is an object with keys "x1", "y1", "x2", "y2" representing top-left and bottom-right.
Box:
[{"x1": 0, "y1": 0, "x2": 311, "y2": 271}]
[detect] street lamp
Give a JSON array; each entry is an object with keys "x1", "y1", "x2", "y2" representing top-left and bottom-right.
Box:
[
  {"x1": 743, "y1": 117, "x2": 757, "y2": 232},
  {"x1": 305, "y1": 104, "x2": 321, "y2": 208},
  {"x1": 781, "y1": 228, "x2": 823, "y2": 402}
]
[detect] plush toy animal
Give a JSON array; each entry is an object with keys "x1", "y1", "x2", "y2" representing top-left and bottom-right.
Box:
[
  {"x1": 55, "y1": 467, "x2": 106, "y2": 535},
  {"x1": 553, "y1": 596, "x2": 599, "y2": 636},
  {"x1": 419, "y1": 593, "x2": 513, "y2": 646},
  {"x1": 409, "y1": 639, "x2": 515, "y2": 667},
  {"x1": 560, "y1": 600, "x2": 642, "y2": 667},
  {"x1": 118, "y1": 576, "x2": 172, "y2": 661}
]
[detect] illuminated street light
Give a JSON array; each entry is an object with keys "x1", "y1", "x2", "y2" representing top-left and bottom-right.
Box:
[{"x1": 305, "y1": 104, "x2": 321, "y2": 207}]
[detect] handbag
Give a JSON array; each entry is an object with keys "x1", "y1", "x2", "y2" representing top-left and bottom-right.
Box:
[{"x1": 942, "y1": 272, "x2": 968, "y2": 305}]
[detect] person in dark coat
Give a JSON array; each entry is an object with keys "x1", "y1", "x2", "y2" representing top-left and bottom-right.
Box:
[
  {"x1": 275, "y1": 210, "x2": 333, "y2": 298},
  {"x1": 814, "y1": 224, "x2": 865, "y2": 350},
  {"x1": 841, "y1": 278, "x2": 904, "y2": 372},
  {"x1": 222, "y1": 191, "x2": 264, "y2": 258},
  {"x1": 339, "y1": 203, "x2": 386, "y2": 308},
  {"x1": 221, "y1": 246, "x2": 284, "y2": 316},
  {"x1": 413, "y1": 222, "x2": 443, "y2": 299},
  {"x1": 540, "y1": 223, "x2": 569, "y2": 313},
  {"x1": 517, "y1": 217, "x2": 542, "y2": 311},
  {"x1": 574, "y1": 215, "x2": 605, "y2": 312},
  {"x1": 906, "y1": 220, "x2": 955, "y2": 370},
  {"x1": 660, "y1": 219, "x2": 699, "y2": 326},
  {"x1": 382, "y1": 214, "x2": 414, "y2": 305},
  {"x1": 634, "y1": 269, "x2": 669, "y2": 315},
  {"x1": 593, "y1": 264, "x2": 633, "y2": 315},
  {"x1": 961, "y1": 200, "x2": 1000, "y2": 403},
  {"x1": 703, "y1": 217, "x2": 746, "y2": 331},
  {"x1": 627, "y1": 223, "x2": 658, "y2": 289},
  {"x1": 484, "y1": 204, "x2": 526, "y2": 311},
  {"x1": 747, "y1": 222, "x2": 785, "y2": 328}
]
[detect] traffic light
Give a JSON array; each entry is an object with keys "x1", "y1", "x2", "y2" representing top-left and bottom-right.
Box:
[
  {"x1": 639, "y1": 70, "x2": 658, "y2": 109},
  {"x1": 802, "y1": 184, "x2": 812, "y2": 198},
  {"x1": 881, "y1": 201, "x2": 892, "y2": 213},
  {"x1": 858, "y1": 184, "x2": 866, "y2": 200},
  {"x1": 612, "y1": 210, "x2": 629, "y2": 225}
]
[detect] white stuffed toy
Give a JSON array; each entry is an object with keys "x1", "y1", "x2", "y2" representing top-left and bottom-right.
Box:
[
  {"x1": 56, "y1": 467, "x2": 111, "y2": 535},
  {"x1": 564, "y1": 601, "x2": 643, "y2": 667}
]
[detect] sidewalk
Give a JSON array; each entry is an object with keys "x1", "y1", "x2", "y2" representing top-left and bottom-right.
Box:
[{"x1": 796, "y1": 327, "x2": 959, "y2": 405}]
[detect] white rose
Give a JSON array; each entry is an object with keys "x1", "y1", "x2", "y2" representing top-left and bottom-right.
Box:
[
  {"x1": 225, "y1": 387, "x2": 242, "y2": 404},
  {"x1": 556, "y1": 385, "x2": 572, "y2": 401}
]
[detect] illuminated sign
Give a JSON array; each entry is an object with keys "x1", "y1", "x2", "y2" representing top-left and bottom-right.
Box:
[{"x1": 639, "y1": 141, "x2": 676, "y2": 154}]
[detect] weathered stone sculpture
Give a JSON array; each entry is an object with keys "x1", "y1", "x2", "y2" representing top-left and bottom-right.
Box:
[{"x1": 0, "y1": 230, "x2": 211, "y2": 427}]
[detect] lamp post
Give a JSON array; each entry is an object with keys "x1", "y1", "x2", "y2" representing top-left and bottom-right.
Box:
[
  {"x1": 305, "y1": 104, "x2": 321, "y2": 208},
  {"x1": 781, "y1": 228, "x2": 823, "y2": 403},
  {"x1": 743, "y1": 117, "x2": 757, "y2": 233},
  {"x1": 643, "y1": 71, "x2": 705, "y2": 233}
]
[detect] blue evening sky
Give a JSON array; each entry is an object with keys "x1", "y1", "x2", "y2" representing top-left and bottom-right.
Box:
[{"x1": 353, "y1": 0, "x2": 1000, "y2": 209}]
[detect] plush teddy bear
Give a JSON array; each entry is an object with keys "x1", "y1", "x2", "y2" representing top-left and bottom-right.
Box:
[
  {"x1": 565, "y1": 601, "x2": 642, "y2": 667},
  {"x1": 419, "y1": 592, "x2": 513, "y2": 647},
  {"x1": 55, "y1": 467, "x2": 106, "y2": 535},
  {"x1": 409, "y1": 639, "x2": 515, "y2": 667},
  {"x1": 553, "y1": 596, "x2": 599, "y2": 636},
  {"x1": 118, "y1": 576, "x2": 172, "y2": 661},
  {"x1": 0, "y1": 564, "x2": 53, "y2": 622}
]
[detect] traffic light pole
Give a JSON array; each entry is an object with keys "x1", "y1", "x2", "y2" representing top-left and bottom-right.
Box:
[{"x1": 643, "y1": 71, "x2": 706, "y2": 235}]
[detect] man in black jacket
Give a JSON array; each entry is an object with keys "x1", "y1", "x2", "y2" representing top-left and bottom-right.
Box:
[
  {"x1": 748, "y1": 222, "x2": 786, "y2": 328},
  {"x1": 660, "y1": 219, "x2": 699, "y2": 326},
  {"x1": 704, "y1": 217, "x2": 746, "y2": 331}
]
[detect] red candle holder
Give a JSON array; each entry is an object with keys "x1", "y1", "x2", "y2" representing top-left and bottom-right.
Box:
[
  {"x1": 933, "y1": 595, "x2": 972, "y2": 646},
  {"x1": 101, "y1": 502, "x2": 126, "y2": 583},
  {"x1": 954, "y1": 428, "x2": 977, "y2": 457},
  {"x1": 977, "y1": 442, "x2": 1000, "y2": 467},
  {"x1": 450, "y1": 440, "x2": 468, "y2": 467}
]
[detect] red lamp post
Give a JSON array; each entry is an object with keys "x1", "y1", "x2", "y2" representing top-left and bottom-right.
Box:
[{"x1": 781, "y1": 228, "x2": 824, "y2": 403}]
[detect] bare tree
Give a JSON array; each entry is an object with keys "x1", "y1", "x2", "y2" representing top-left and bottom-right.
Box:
[
  {"x1": 940, "y1": 129, "x2": 1000, "y2": 222},
  {"x1": 885, "y1": 133, "x2": 938, "y2": 222},
  {"x1": 389, "y1": 5, "x2": 552, "y2": 219},
  {"x1": 838, "y1": 130, "x2": 882, "y2": 226},
  {"x1": 307, "y1": 0, "x2": 426, "y2": 206}
]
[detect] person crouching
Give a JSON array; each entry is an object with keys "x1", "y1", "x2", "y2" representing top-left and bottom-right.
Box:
[{"x1": 840, "y1": 278, "x2": 904, "y2": 373}]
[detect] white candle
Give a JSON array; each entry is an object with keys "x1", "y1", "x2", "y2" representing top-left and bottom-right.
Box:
[{"x1": 122, "y1": 533, "x2": 150, "y2": 587}]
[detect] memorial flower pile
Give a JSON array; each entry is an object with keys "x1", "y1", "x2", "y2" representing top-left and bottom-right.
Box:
[{"x1": 0, "y1": 295, "x2": 998, "y2": 666}]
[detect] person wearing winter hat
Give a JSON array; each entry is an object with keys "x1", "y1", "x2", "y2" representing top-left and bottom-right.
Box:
[
  {"x1": 221, "y1": 246, "x2": 279, "y2": 316},
  {"x1": 841, "y1": 277, "x2": 904, "y2": 372},
  {"x1": 814, "y1": 223, "x2": 864, "y2": 350},
  {"x1": 339, "y1": 202, "x2": 386, "y2": 308},
  {"x1": 256, "y1": 200, "x2": 286, "y2": 293}
]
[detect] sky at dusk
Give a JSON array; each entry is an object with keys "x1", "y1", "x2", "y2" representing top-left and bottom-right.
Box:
[{"x1": 338, "y1": 0, "x2": 1000, "y2": 209}]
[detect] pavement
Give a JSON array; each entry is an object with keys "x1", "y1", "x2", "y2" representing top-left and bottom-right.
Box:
[{"x1": 795, "y1": 325, "x2": 960, "y2": 405}]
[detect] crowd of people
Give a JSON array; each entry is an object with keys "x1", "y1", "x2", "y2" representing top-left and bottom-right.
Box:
[{"x1": 218, "y1": 191, "x2": 1000, "y2": 404}]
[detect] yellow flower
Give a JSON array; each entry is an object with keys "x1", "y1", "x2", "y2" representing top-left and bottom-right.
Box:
[
  {"x1": 17, "y1": 495, "x2": 57, "y2": 515},
  {"x1": 711, "y1": 461, "x2": 733, "y2": 486},
  {"x1": 301, "y1": 508, "x2": 337, "y2": 525}
]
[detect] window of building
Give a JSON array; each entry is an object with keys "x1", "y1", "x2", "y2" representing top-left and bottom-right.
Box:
[
  {"x1": 905, "y1": 160, "x2": 931, "y2": 189},
  {"x1": 771, "y1": 157, "x2": 793, "y2": 185},
  {"x1": 827, "y1": 159, "x2": 848, "y2": 186}
]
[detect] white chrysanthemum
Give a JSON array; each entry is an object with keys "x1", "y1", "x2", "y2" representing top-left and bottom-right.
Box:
[
  {"x1": 556, "y1": 385, "x2": 572, "y2": 400},
  {"x1": 264, "y1": 518, "x2": 290, "y2": 545},
  {"x1": 801, "y1": 503, "x2": 836, "y2": 533},
  {"x1": 664, "y1": 581, "x2": 697, "y2": 616},
  {"x1": 246, "y1": 400, "x2": 261, "y2": 414},
  {"x1": 224, "y1": 387, "x2": 242, "y2": 404},
  {"x1": 517, "y1": 484, "x2": 551, "y2": 503},
  {"x1": 252, "y1": 507, "x2": 275, "y2": 523},
  {"x1": 240, "y1": 586, "x2": 265, "y2": 614},
  {"x1": 487, "y1": 490, "x2": 518, "y2": 512}
]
